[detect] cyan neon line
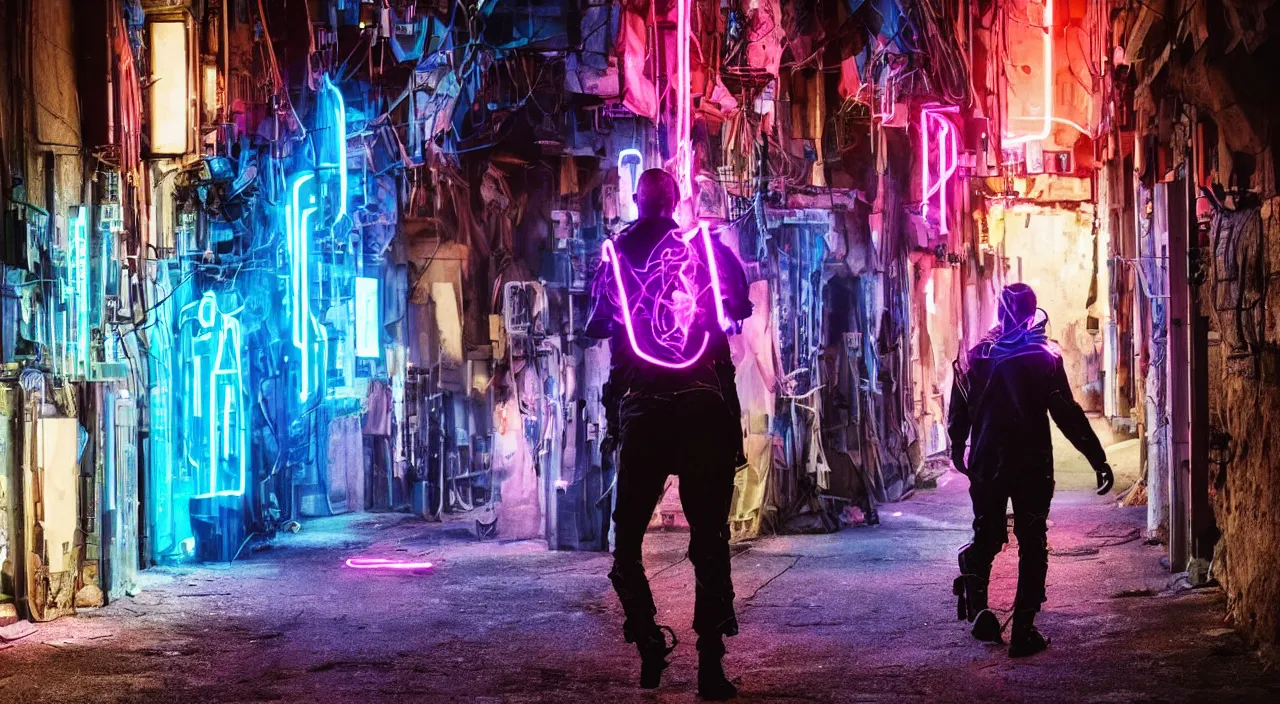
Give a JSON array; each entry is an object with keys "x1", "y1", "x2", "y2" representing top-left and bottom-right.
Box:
[
  {"x1": 322, "y1": 75, "x2": 348, "y2": 223},
  {"x1": 190, "y1": 291, "x2": 247, "y2": 499},
  {"x1": 67, "y1": 208, "x2": 90, "y2": 374},
  {"x1": 298, "y1": 205, "x2": 317, "y2": 402},
  {"x1": 222, "y1": 384, "x2": 232, "y2": 460},
  {"x1": 600, "y1": 239, "x2": 709, "y2": 369},
  {"x1": 193, "y1": 355, "x2": 202, "y2": 414}
]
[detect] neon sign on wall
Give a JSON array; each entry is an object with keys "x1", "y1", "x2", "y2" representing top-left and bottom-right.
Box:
[
  {"x1": 920, "y1": 105, "x2": 959, "y2": 234},
  {"x1": 598, "y1": 222, "x2": 730, "y2": 369},
  {"x1": 283, "y1": 74, "x2": 349, "y2": 402},
  {"x1": 182, "y1": 291, "x2": 246, "y2": 499}
]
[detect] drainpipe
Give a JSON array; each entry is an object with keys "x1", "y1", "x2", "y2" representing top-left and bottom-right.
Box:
[{"x1": 1166, "y1": 170, "x2": 1191, "y2": 573}]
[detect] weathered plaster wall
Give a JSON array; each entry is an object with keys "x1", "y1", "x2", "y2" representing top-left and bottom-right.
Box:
[
  {"x1": 991, "y1": 203, "x2": 1105, "y2": 409},
  {"x1": 1207, "y1": 197, "x2": 1280, "y2": 653}
]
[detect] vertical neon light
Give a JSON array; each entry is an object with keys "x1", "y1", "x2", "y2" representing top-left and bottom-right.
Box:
[
  {"x1": 1002, "y1": 0, "x2": 1054, "y2": 146},
  {"x1": 66, "y1": 207, "x2": 90, "y2": 375},
  {"x1": 674, "y1": 0, "x2": 693, "y2": 201},
  {"x1": 287, "y1": 173, "x2": 318, "y2": 402},
  {"x1": 321, "y1": 74, "x2": 349, "y2": 223}
]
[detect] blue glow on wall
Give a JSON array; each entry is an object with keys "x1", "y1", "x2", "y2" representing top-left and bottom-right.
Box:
[
  {"x1": 286, "y1": 172, "x2": 320, "y2": 402},
  {"x1": 355, "y1": 276, "x2": 380, "y2": 358},
  {"x1": 62, "y1": 206, "x2": 90, "y2": 376},
  {"x1": 321, "y1": 74, "x2": 349, "y2": 224},
  {"x1": 181, "y1": 291, "x2": 246, "y2": 499}
]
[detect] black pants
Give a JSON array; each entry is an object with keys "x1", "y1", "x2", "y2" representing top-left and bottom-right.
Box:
[
  {"x1": 961, "y1": 473, "x2": 1054, "y2": 613},
  {"x1": 609, "y1": 392, "x2": 739, "y2": 644}
]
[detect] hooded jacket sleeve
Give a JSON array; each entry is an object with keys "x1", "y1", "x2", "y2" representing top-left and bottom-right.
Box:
[
  {"x1": 947, "y1": 370, "x2": 971, "y2": 472},
  {"x1": 1046, "y1": 356, "x2": 1108, "y2": 470}
]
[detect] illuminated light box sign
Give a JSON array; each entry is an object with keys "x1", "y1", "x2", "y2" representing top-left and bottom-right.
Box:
[
  {"x1": 355, "y1": 276, "x2": 380, "y2": 358},
  {"x1": 148, "y1": 19, "x2": 191, "y2": 155},
  {"x1": 617, "y1": 148, "x2": 643, "y2": 222},
  {"x1": 599, "y1": 222, "x2": 730, "y2": 369},
  {"x1": 181, "y1": 291, "x2": 246, "y2": 499}
]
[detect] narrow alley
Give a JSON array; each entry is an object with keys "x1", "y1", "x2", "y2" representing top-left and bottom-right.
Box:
[
  {"x1": 3, "y1": 456, "x2": 1277, "y2": 703},
  {"x1": 4, "y1": 1, "x2": 1280, "y2": 702}
]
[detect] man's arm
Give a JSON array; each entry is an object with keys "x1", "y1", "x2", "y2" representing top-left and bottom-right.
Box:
[
  {"x1": 947, "y1": 366, "x2": 971, "y2": 475},
  {"x1": 1046, "y1": 356, "x2": 1114, "y2": 493}
]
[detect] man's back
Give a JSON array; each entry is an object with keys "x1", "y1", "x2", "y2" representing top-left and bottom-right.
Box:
[
  {"x1": 961, "y1": 339, "x2": 1065, "y2": 474},
  {"x1": 587, "y1": 215, "x2": 749, "y2": 399},
  {"x1": 950, "y1": 328, "x2": 1106, "y2": 482}
]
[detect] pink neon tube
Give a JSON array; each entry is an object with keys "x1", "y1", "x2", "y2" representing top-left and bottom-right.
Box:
[
  {"x1": 674, "y1": 0, "x2": 693, "y2": 201},
  {"x1": 920, "y1": 105, "x2": 960, "y2": 233},
  {"x1": 1003, "y1": 0, "x2": 1054, "y2": 146},
  {"x1": 692, "y1": 223, "x2": 731, "y2": 331},
  {"x1": 345, "y1": 557, "x2": 434, "y2": 571},
  {"x1": 601, "y1": 238, "x2": 710, "y2": 369}
]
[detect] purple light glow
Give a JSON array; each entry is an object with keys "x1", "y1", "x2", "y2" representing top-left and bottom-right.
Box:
[
  {"x1": 601, "y1": 222, "x2": 739, "y2": 369},
  {"x1": 345, "y1": 557, "x2": 435, "y2": 571},
  {"x1": 920, "y1": 105, "x2": 960, "y2": 234}
]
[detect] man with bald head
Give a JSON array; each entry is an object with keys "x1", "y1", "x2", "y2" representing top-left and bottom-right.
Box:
[
  {"x1": 948, "y1": 283, "x2": 1115, "y2": 657},
  {"x1": 587, "y1": 168, "x2": 750, "y2": 699}
]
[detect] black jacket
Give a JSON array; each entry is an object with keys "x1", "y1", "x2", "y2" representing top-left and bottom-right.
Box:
[{"x1": 947, "y1": 332, "x2": 1107, "y2": 483}]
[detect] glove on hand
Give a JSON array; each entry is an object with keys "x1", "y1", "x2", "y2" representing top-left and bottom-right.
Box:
[
  {"x1": 1095, "y1": 463, "x2": 1115, "y2": 495},
  {"x1": 951, "y1": 450, "x2": 968, "y2": 477}
]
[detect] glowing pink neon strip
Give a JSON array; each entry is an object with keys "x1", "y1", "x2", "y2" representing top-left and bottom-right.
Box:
[
  {"x1": 674, "y1": 0, "x2": 693, "y2": 201},
  {"x1": 920, "y1": 105, "x2": 960, "y2": 234},
  {"x1": 694, "y1": 223, "x2": 731, "y2": 331},
  {"x1": 1003, "y1": 0, "x2": 1054, "y2": 146},
  {"x1": 601, "y1": 238, "x2": 710, "y2": 369},
  {"x1": 345, "y1": 557, "x2": 434, "y2": 571}
]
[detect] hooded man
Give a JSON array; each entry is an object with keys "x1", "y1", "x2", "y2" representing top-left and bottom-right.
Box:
[
  {"x1": 587, "y1": 168, "x2": 751, "y2": 700},
  {"x1": 947, "y1": 283, "x2": 1115, "y2": 657}
]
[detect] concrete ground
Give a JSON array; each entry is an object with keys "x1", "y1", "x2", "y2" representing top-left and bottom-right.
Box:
[{"x1": 2, "y1": 461, "x2": 1277, "y2": 703}]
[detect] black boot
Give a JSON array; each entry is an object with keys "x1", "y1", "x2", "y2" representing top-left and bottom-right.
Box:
[
  {"x1": 1008, "y1": 610, "x2": 1049, "y2": 657},
  {"x1": 955, "y1": 553, "x2": 1002, "y2": 643},
  {"x1": 697, "y1": 636, "x2": 738, "y2": 701},
  {"x1": 634, "y1": 625, "x2": 677, "y2": 689}
]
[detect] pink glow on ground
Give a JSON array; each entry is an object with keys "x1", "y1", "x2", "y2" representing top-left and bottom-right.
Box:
[{"x1": 345, "y1": 557, "x2": 435, "y2": 571}]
